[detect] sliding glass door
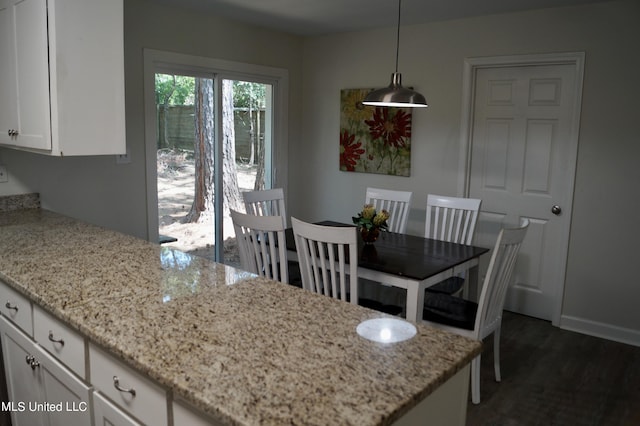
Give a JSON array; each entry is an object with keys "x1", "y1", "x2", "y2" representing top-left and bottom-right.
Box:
[{"x1": 152, "y1": 70, "x2": 275, "y2": 266}]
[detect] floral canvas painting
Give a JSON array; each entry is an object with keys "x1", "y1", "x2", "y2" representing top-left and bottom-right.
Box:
[{"x1": 339, "y1": 88, "x2": 412, "y2": 176}]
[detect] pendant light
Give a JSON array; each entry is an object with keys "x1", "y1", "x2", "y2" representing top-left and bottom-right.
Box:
[{"x1": 362, "y1": 0, "x2": 428, "y2": 108}]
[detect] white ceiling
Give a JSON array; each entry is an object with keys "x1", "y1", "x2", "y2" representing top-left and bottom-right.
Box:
[{"x1": 148, "y1": 0, "x2": 611, "y2": 36}]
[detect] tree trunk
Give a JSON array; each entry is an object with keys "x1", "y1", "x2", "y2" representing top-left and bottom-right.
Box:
[
  {"x1": 160, "y1": 75, "x2": 176, "y2": 149},
  {"x1": 222, "y1": 79, "x2": 242, "y2": 215},
  {"x1": 184, "y1": 78, "x2": 242, "y2": 223},
  {"x1": 249, "y1": 109, "x2": 255, "y2": 165},
  {"x1": 184, "y1": 78, "x2": 215, "y2": 223}
]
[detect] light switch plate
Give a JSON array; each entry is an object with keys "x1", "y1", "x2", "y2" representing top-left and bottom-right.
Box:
[{"x1": 0, "y1": 165, "x2": 8, "y2": 183}]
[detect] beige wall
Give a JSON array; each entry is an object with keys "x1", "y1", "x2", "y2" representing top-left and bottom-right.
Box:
[
  {"x1": 292, "y1": 0, "x2": 640, "y2": 343},
  {"x1": 0, "y1": 0, "x2": 303, "y2": 239}
]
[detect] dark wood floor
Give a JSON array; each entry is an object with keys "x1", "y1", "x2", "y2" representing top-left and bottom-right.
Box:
[{"x1": 466, "y1": 312, "x2": 640, "y2": 426}]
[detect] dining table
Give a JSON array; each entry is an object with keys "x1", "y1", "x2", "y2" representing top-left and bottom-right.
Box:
[{"x1": 286, "y1": 221, "x2": 490, "y2": 324}]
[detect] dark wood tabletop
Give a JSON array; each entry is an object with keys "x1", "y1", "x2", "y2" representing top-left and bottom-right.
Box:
[{"x1": 286, "y1": 221, "x2": 489, "y2": 281}]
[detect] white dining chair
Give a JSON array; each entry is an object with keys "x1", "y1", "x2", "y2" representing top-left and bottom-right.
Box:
[
  {"x1": 361, "y1": 187, "x2": 413, "y2": 313},
  {"x1": 231, "y1": 209, "x2": 288, "y2": 283},
  {"x1": 365, "y1": 187, "x2": 412, "y2": 234},
  {"x1": 422, "y1": 219, "x2": 529, "y2": 404},
  {"x1": 425, "y1": 194, "x2": 482, "y2": 295},
  {"x1": 242, "y1": 188, "x2": 287, "y2": 226},
  {"x1": 291, "y1": 217, "x2": 358, "y2": 303}
]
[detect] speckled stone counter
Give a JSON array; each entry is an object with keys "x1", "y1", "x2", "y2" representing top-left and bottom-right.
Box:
[
  {"x1": 0, "y1": 192, "x2": 40, "y2": 211},
  {"x1": 0, "y1": 203, "x2": 481, "y2": 425}
]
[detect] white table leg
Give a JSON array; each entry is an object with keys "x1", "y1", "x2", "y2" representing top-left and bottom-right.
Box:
[{"x1": 405, "y1": 283, "x2": 425, "y2": 323}]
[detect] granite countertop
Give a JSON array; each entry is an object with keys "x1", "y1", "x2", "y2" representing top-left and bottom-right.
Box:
[{"x1": 0, "y1": 200, "x2": 481, "y2": 425}]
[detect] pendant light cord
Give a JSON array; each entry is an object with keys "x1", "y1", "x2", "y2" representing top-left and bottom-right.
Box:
[{"x1": 395, "y1": 0, "x2": 402, "y2": 73}]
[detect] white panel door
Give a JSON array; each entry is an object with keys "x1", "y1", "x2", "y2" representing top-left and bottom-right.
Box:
[{"x1": 469, "y1": 64, "x2": 579, "y2": 321}]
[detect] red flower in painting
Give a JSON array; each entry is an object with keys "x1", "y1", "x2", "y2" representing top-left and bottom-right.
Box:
[
  {"x1": 365, "y1": 108, "x2": 411, "y2": 148},
  {"x1": 340, "y1": 130, "x2": 365, "y2": 171}
]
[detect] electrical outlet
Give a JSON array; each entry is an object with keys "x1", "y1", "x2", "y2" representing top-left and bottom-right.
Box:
[
  {"x1": 116, "y1": 149, "x2": 131, "y2": 165},
  {"x1": 0, "y1": 165, "x2": 8, "y2": 183}
]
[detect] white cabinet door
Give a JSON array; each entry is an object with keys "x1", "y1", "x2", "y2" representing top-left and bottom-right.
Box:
[
  {"x1": 0, "y1": 0, "x2": 51, "y2": 150},
  {"x1": 0, "y1": 317, "x2": 46, "y2": 426},
  {"x1": 48, "y1": 0, "x2": 125, "y2": 156},
  {"x1": 0, "y1": 0, "x2": 19, "y2": 145},
  {"x1": 36, "y1": 343, "x2": 92, "y2": 426},
  {"x1": 0, "y1": 317, "x2": 92, "y2": 426}
]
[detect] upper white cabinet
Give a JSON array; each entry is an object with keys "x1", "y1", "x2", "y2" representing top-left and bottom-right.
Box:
[{"x1": 0, "y1": 0, "x2": 125, "y2": 156}]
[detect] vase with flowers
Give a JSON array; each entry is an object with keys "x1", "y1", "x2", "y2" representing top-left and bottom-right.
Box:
[{"x1": 352, "y1": 204, "x2": 390, "y2": 244}]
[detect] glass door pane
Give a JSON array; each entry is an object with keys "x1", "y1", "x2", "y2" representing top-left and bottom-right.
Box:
[
  {"x1": 222, "y1": 79, "x2": 274, "y2": 267},
  {"x1": 155, "y1": 73, "x2": 216, "y2": 260}
]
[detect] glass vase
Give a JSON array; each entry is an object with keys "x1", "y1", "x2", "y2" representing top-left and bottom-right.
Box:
[{"x1": 360, "y1": 227, "x2": 380, "y2": 244}]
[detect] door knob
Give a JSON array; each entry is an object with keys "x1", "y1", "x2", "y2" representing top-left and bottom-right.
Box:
[{"x1": 551, "y1": 205, "x2": 562, "y2": 215}]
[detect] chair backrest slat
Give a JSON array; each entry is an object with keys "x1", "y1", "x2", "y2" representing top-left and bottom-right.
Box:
[
  {"x1": 231, "y1": 210, "x2": 288, "y2": 283},
  {"x1": 365, "y1": 187, "x2": 413, "y2": 234},
  {"x1": 291, "y1": 217, "x2": 358, "y2": 303},
  {"x1": 425, "y1": 194, "x2": 482, "y2": 245},
  {"x1": 242, "y1": 188, "x2": 287, "y2": 227}
]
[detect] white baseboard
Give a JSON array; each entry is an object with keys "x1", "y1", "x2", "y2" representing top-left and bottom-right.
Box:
[{"x1": 560, "y1": 315, "x2": 640, "y2": 347}]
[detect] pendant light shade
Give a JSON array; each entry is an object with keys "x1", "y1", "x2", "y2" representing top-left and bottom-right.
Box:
[
  {"x1": 362, "y1": 0, "x2": 427, "y2": 109},
  {"x1": 363, "y1": 72, "x2": 427, "y2": 108}
]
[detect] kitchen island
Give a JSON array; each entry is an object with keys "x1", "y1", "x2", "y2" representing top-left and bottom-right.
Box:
[{"x1": 0, "y1": 195, "x2": 481, "y2": 425}]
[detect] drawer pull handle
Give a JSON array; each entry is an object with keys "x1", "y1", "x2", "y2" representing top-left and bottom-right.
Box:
[
  {"x1": 113, "y1": 376, "x2": 136, "y2": 397},
  {"x1": 5, "y1": 302, "x2": 18, "y2": 312},
  {"x1": 48, "y1": 331, "x2": 65, "y2": 346}
]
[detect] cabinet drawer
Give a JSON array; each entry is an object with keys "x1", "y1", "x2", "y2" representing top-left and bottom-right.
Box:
[
  {"x1": 174, "y1": 399, "x2": 223, "y2": 426},
  {"x1": 89, "y1": 344, "x2": 167, "y2": 426},
  {"x1": 0, "y1": 280, "x2": 33, "y2": 336},
  {"x1": 93, "y1": 391, "x2": 142, "y2": 426},
  {"x1": 33, "y1": 306, "x2": 86, "y2": 379}
]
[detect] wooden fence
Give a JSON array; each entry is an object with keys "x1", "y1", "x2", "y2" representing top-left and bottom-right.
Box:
[{"x1": 157, "y1": 105, "x2": 265, "y2": 162}]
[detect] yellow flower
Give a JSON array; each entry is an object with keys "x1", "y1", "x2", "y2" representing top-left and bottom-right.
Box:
[
  {"x1": 373, "y1": 209, "x2": 390, "y2": 226},
  {"x1": 362, "y1": 204, "x2": 376, "y2": 219}
]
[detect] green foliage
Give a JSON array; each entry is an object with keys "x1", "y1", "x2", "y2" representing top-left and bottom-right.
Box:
[
  {"x1": 233, "y1": 81, "x2": 266, "y2": 109},
  {"x1": 155, "y1": 74, "x2": 195, "y2": 105},
  {"x1": 155, "y1": 75, "x2": 267, "y2": 110}
]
